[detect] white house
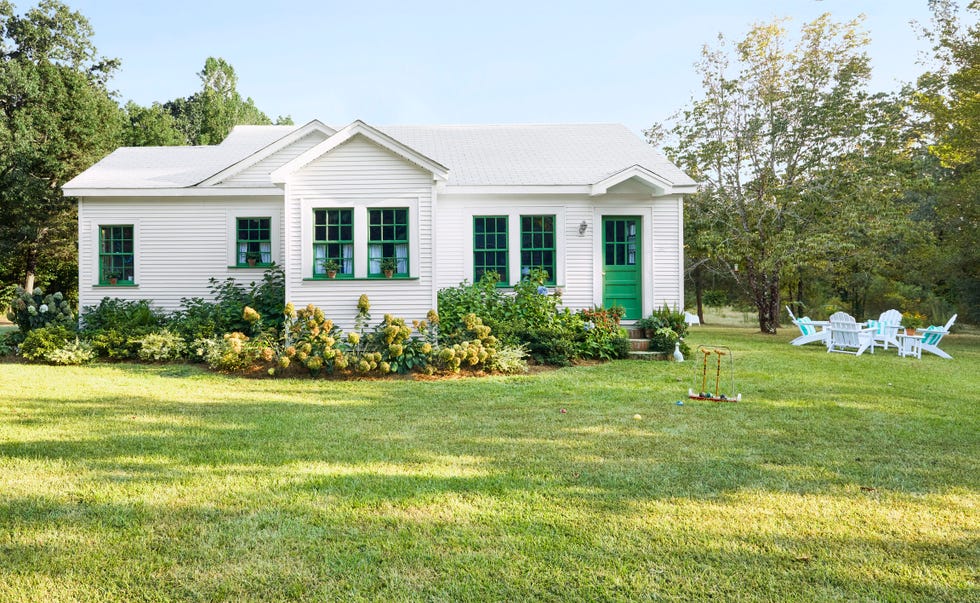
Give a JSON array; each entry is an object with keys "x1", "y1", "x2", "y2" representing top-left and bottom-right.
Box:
[{"x1": 63, "y1": 119, "x2": 696, "y2": 326}]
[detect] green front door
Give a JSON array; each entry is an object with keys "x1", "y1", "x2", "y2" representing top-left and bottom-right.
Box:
[{"x1": 602, "y1": 217, "x2": 642, "y2": 320}]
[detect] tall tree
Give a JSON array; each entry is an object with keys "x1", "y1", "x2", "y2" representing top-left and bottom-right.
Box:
[
  {"x1": 663, "y1": 15, "x2": 877, "y2": 333},
  {"x1": 915, "y1": 0, "x2": 979, "y2": 321},
  {"x1": 0, "y1": 0, "x2": 122, "y2": 293},
  {"x1": 120, "y1": 100, "x2": 184, "y2": 147},
  {"x1": 163, "y1": 57, "x2": 292, "y2": 145}
]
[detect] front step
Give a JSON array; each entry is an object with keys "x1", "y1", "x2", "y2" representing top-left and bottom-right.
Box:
[{"x1": 628, "y1": 350, "x2": 669, "y2": 361}]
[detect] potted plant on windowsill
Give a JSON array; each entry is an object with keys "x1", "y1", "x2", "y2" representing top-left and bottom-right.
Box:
[
  {"x1": 380, "y1": 257, "x2": 398, "y2": 278},
  {"x1": 245, "y1": 251, "x2": 262, "y2": 267},
  {"x1": 324, "y1": 259, "x2": 340, "y2": 279},
  {"x1": 901, "y1": 311, "x2": 925, "y2": 335},
  {"x1": 106, "y1": 271, "x2": 121, "y2": 285}
]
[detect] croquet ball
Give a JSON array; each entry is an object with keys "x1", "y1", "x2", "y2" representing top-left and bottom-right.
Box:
[
  {"x1": 633, "y1": 414, "x2": 642, "y2": 420},
  {"x1": 560, "y1": 408, "x2": 567, "y2": 414},
  {"x1": 676, "y1": 400, "x2": 684, "y2": 406},
  {"x1": 720, "y1": 395, "x2": 727, "y2": 400}
]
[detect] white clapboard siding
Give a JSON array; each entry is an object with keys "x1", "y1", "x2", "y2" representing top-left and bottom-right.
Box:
[
  {"x1": 219, "y1": 131, "x2": 330, "y2": 186},
  {"x1": 285, "y1": 136, "x2": 437, "y2": 328},
  {"x1": 434, "y1": 193, "x2": 683, "y2": 315},
  {"x1": 78, "y1": 197, "x2": 284, "y2": 312},
  {"x1": 651, "y1": 196, "x2": 683, "y2": 309}
]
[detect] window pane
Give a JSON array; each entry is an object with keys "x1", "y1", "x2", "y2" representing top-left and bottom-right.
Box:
[
  {"x1": 312, "y1": 209, "x2": 353, "y2": 276},
  {"x1": 519, "y1": 214, "x2": 555, "y2": 284}
]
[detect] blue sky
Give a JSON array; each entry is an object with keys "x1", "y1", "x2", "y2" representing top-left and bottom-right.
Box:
[{"x1": 61, "y1": 0, "x2": 949, "y2": 135}]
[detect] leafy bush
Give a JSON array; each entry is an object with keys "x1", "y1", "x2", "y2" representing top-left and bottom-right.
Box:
[
  {"x1": 202, "y1": 265, "x2": 285, "y2": 335},
  {"x1": 19, "y1": 325, "x2": 75, "y2": 362},
  {"x1": 6, "y1": 287, "x2": 75, "y2": 338},
  {"x1": 0, "y1": 332, "x2": 13, "y2": 357},
  {"x1": 282, "y1": 303, "x2": 345, "y2": 376},
  {"x1": 168, "y1": 297, "x2": 221, "y2": 341},
  {"x1": 489, "y1": 344, "x2": 529, "y2": 374},
  {"x1": 80, "y1": 298, "x2": 166, "y2": 332},
  {"x1": 89, "y1": 328, "x2": 155, "y2": 360},
  {"x1": 436, "y1": 273, "x2": 505, "y2": 342},
  {"x1": 638, "y1": 304, "x2": 691, "y2": 355},
  {"x1": 703, "y1": 290, "x2": 728, "y2": 307},
  {"x1": 204, "y1": 332, "x2": 264, "y2": 372},
  {"x1": 578, "y1": 306, "x2": 629, "y2": 360},
  {"x1": 136, "y1": 330, "x2": 187, "y2": 361},
  {"x1": 45, "y1": 339, "x2": 95, "y2": 366}
]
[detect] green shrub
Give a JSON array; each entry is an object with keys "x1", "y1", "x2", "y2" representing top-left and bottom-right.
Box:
[
  {"x1": 204, "y1": 332, "x2": 264, "y2": 372},
  {"x1": 80, "y1": 298, "x2": 165, "y2": 332},
  {"x1": 436, "y1": 273, "x2": 505, "y2": 342},
  {"x1": 489, "y1": 344, "x2": 529, "y2": 374},
  {"x1": 202, "y1": 265, "x2": 285, "y2": 335},
  {"x1": 89, "y1": 327, "x2": 157, "y2": 360},
  {"x1": 638, "y1": 304, "x2": 691, "y2": 355},
  {"x1": 703, "y1": 290, "x2": 728, "y2": 307},
  {"x1": 19, "y1": 325, "x2": 75, "y2": 362},
  {"x1": 137, "y1": 330, "x2": 187, "y2": 361},
  {"x1": 168, "y1": 297, "x2": 220, "y2": 341},
  {"x1": 6, "y1": 287, "x2": 75, "y2": 338},
  {"x1": 45, "y1": 339, "x2": 95, "y2": 366},
  {"x1": 577, "y1": 306, "x2": 629, "y2": 360}
]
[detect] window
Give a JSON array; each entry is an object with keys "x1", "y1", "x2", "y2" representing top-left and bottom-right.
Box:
[
  {"x1": 236, "y1": 217, "x2": 271, "y2": 266},
  {"x1": 313, "y1": 209, "x2": 353, "y2": 278},
  {"x1": 368, "y1": 208, "x2": 409, "y2": 277},
  {"x1": 520, "y1": 215, "x2": 556, "y2": 284},
  {"x1": 99, "y1": 225, "x2": 134, "y2": 284},
  {"x1": 473, "y1": 216, "x2": 508, "y2": 285}
]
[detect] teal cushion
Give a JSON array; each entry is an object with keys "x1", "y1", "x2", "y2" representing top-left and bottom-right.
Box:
[
  {"x1": 921, "y1": 326, "x2": 943, "y2": 346},
  {"x1": 798, "y1": 317, "x2": 815, "y2": 336}
]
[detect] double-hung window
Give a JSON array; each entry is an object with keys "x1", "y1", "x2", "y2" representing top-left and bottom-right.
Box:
[
  {"x1": 520, "y1": 215, "x2": 556, "y2": 284},
  {"x1": 236, "y1": 217, "x2": 271, "y2": 266},
  {"x1": 313, "y1": 209, "x2": 353, "y2": 278},
  {"x1": 473, "y1": 216, "x2": 508, "y2": 285},
  {"x1": 99, "y1": 225, "x2": 134, "y2": 285},
  {"x1": 368, "y1": 208, "x2": 409, "y2": 277}
]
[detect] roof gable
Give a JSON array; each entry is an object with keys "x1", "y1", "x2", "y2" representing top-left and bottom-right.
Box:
[
  {"x1": 199, "y1": 120, "x2": 336, "y2": 186},
  {"x1": 270, "y1": 120, "x2": 449, "y2": 184}
]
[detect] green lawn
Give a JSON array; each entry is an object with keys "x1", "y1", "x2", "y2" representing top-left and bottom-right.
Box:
[{"x1": 1, "y1": 326, "x2": 977, "y2": 602}]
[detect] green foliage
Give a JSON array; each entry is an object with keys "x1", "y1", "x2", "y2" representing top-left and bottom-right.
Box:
[
  {"x1": 488, "y1": 344, "x2": 529, "y2": 374},
  {"x1": 200, "y1": 265, "x2": 285, "y2": 336},
  {"x1": 204, "y1": 332, "x2": 263, "y2": 372},
  {"x1": 282, "y1": 303, "x2": 344, "y2": 376},
  {"x1": 89, "y1": 328, "x2": 146, "y2": 360},
  {"x1": 167, "y1": 297, "x2": 220, "y2": 341},
  {"x1": 44, "y1": 337, "x2": 94, "y2": 365},
  {"x1": 0, "y1": 1, "x2": 123, "y2": 295},
  {"x1": 80, "y1": 297, "x2": 165, "y2": 332},
  {"x1": 120, "y1": 101, "x2": 184, "y2": 146},
  {"x1": 5, "y1": 286, "x2": 75, "y2": 337},
  {"x1": 19, "y1": 324, "x2": 74, "y2": 361},
  {"x1": 436, "y1": 273, "x2": 504, "y2": 341},
  {"x1": 703, "y1": 290, "x2": 728, "y2": 307},
  {"x1": 578, "y1": 306, "x2": 629, "y2": 361},
  {"x1": 136, "y1": 329, "x2": 187, "y2": 362},
  {"x1": 638, "y1": 305, "x2": 691, "y2": 355}
]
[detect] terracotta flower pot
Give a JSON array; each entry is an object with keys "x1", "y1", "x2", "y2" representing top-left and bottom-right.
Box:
[
  {"x1": 383, "y1": 269, "x2": 394, "y2": 278},
  {"x1": 327, "y1": 270, "x2": 337, "y2": 279}
]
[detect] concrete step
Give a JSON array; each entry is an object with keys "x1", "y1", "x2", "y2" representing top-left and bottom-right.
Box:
[
  {"x1": 627, "y1": 350, "x2": 669, "y2": 361},
  {"x1": 627, "y1": 328, "x2": 646, "y2": 339}
]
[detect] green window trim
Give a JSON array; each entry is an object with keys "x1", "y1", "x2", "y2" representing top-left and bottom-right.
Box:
[
  {"x1": 98, "y1": 225, "x2": 135, "y2": 285},
  {"x1": 313, "y1": 208, "x2": 354, "y2": 278},
  {"x1": 473, "y1": 215, "x2": 509, "y2": 285},
  {"x1": 368, "y1": 208, "x2": 409, "y2": 277},
  {"x1": 236, "y1": 217, "x2": 272, "y2": 267},
  {"x1": 520, "y1": 215, "x2": 556, "y2": 285}
]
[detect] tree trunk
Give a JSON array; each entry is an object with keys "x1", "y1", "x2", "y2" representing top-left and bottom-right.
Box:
[
  {"x1": 747, "y1": 265, "x2": 780, "y2": 334},
  {"x1": 24, "y1": 270, "x2": 35, "y2": 293},
  {"x1": 694, "y1": 264, "x2": 706, "y2": 325}
]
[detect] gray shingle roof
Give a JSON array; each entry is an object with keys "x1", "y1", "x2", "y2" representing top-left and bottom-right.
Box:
[{"x1": 64, "y1": 122, "x2": 693, "y2": 190}]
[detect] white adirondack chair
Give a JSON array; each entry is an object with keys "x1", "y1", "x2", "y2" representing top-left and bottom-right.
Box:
[
  {"x1": 920, "y1": 314, "x2": 957, "y2": 359},
  {"x1": 786, "y1": 306, "x2": 828, "y2": 346},
  {"x1": 827, "y1": 311, "x2": 876, "y2": 356},
  {"x1": 867, "y1": 309, "x2": 902, "y2": 350}
]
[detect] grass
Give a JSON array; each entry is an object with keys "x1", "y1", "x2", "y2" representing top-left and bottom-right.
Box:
[{"x1": 1, "y1": 326, "x2": 977, "y2": 601}]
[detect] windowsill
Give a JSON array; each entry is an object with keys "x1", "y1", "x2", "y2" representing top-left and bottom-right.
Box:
[
  {"x1": 303, "y1": 277, "x2": 420, "y2": 282},
  {"x1": 228, "y1": 265, "x2": 273, "y2": 269},
  {"x1": 94, "y1": 283, "x2": 139, "y2": 288}
]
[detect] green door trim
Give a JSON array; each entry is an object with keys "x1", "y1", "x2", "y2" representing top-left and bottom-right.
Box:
[{"x1": 601, "y1": 216, "x2": 642, "y2": 320}]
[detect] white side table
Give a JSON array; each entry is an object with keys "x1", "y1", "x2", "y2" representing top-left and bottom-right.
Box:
[{"x1": 897, "y1": 333, "x2": 923, "y2": 359}]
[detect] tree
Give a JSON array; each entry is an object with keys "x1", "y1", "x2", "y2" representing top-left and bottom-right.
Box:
[
  {"x1": 914, "y1": 0, "x2": 980, "y2": 321},
  {"x1": 120, "y1": 100, "x2": 184, "y2": 146},
  {"x1": 0, "y1": 0, "x2": 122, "y2": 294},
  {"x1": 163, "y1": 57, "x2": 292, "y2": 145},
  {"x1": 663, "y1": 15, "x2": 878, "y2": 333}
]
